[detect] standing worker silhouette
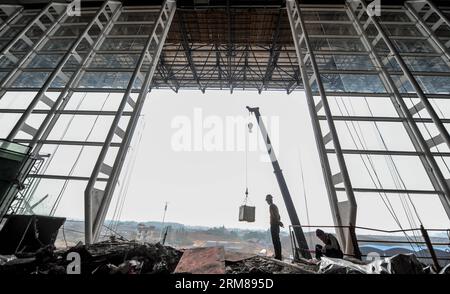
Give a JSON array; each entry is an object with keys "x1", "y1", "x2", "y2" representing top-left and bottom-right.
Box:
[{"x1": 265, "y1": 194, "x2": 283, "y2": 260}]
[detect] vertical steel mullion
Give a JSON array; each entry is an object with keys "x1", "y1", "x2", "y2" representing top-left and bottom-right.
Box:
[
  {"x1": 0, "y1": 5, "x2": 23, "y2": 36},
  {"x1": 346, "y1": 1, "x2": 450, "y2": 218},
  {"x1": 286, "y1": 0, "x2": 349, "y2": 246},
  {"x1": 6, "y1": 1, "x2": 119, "y2": 141},
  {"x1": 405, "y1": 1, "x2": 450, "y2": 67},
  {"x1": 93, "y1": 1, "x2": 176, "y2": 241},
  {"x1": 357, "y1": 0, "x2": 450, "y2": 151},
  {"x1": 85, "y1": 0, "x2": 176, "y2": 244},
  {"x1": 0, "y1": 2, "x2": 67, "y2": 99},
  {"x1": 288, "y1": 0, "x2": 357, "y2": 218},
  {"x1": 29, "y1": 1, "x2": 122, "y2": 152}
]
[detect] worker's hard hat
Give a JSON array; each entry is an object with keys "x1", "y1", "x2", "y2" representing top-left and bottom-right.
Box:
[{"x1": 265, "y1": 194, "x2": 273, "y2": 200}]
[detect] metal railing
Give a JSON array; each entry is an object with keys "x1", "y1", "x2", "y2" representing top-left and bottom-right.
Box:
[{"x1": 289, "y1": 224, "x2": 450, "y2": 271}]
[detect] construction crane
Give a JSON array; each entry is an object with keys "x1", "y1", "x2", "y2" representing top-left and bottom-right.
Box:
[{"x1": 246, "y1": 106, "x2": 311, "y2": 259}]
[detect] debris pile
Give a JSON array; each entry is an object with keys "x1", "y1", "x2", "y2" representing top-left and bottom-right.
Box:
[
  {"x1": 1, "y1": 241, "x2": 448, "y2": 274},
  {"x1": 317, "y1": 254, "x2": 444, "y2": 274},
  {"x1": 226, "y1": 256, "x2": 317, "y2": 274},
  {"x1": 0, "y1": 240, "x2": 182, "y2": 274}
]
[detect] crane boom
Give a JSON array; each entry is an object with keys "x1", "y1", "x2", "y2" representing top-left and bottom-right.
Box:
[{"x1": 246, "y1": 106, "x2": 311, "y2": 259}]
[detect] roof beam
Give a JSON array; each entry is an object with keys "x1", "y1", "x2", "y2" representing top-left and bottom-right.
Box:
[
  {"x1": 157, "y1": 52, "x2": 180, "y2": 92},
  {"x1": 227, "y1": 0, "x2": 233, "y2": 93},
  {"x1": 177, "y1": 10, "x2": 204, "y2": 92},
  {"x1": 260, "y1": 7, "x2": 283, "y2": 93}
]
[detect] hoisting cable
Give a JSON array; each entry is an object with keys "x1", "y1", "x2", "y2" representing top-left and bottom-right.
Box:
[
  {"x1": 341, "y1": 96, "x2": 420, "y2": 231},
  {"x1": 50, "y1": 92, "x2": 111, "y2": 215},
  {"x1": 389, "y1": 60, "x2": 437, "y2": 223},
  {"x1": 334, "y1": 97, "x2": 402, "y2": 227},
  {"x1": 110, "y1": 118, "x2": 146, "y2": 232},
  {"x1": 354, "y1": 96, "x2": 424, "y2": 250},
  {"x1": 359, "y1": 95, "x2": 424, "y2": 251},
  {"x1": 325, "y1": 28, "x2": 420, "y2": 248},
  {"x1": 46, "y1": 92, "x2": 89, "y2": 215},
  {"x1": 335, "y1": 96, "x2": 421, "y2": 251},
  {"x1": 298, "y1": 147, "x2": 312, "y2": 243},
  {"x1": 375, "y1": 18, "x2": 434, "y2": 251},
  {"x1": 378, "y1": 18, "x2": 446, "y2": 226},
  {"x1": 378, "y1": 18, "x2": 450, "y2": 176},
  {"x1": 244, "y1": 112, "x2": 253, "y2": 205}
]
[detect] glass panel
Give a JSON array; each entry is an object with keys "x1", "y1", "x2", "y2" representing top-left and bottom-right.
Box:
[
  {"x1": 309, "y1": 37, "x2": 365, "y2": 51},
  {"x1": 12, "y1": 71, "x2": 50, "y2": 88},
  {"x1": 312, "y1": 54, "x2": 374, "y2": 70},
  {"x1": 301, "y1": 11, "x2": 349, "y2": 21},
  {"x1": 378, "y1": 11, "x2": 411, "y2": 22},
  {"x1": 366, "y1": 23, "x2": 421, "y2": 37},
  {"x1": 88, "y1": 53, "x2": 140, "y2": 69},
  {"x1": 394, "y1": 39, "x2": 436, "y2": 53},
  {"x1": 65, "y1": 13, "x2": 95, "y2": 24},
  {"x1": 100, "y1": 38, "x2": 146, "y2": 51},
  {"x1": 305, "y1": 23, "x2": 356, "y2": 35},
  {"x1": 317, "y1": 74, "x2": 385, "y2": 93},
  {"x1": 110, "y1": 24, "x2": 154, "y2": 35},
  {"x1": 78, "y1": 71, "x2": 133, "y2": 89},
  {"x1": 41, "y1": 39, "x2": 75, "y2": 51},
  {"x1": 435, "y1": 25, "x2": 450, "y2": 38},
  {"x1": 118, "y1": 12, "x2": 160, "y2": 22},
  {"x1": 26, "y1": 54, "x2": 64, "y2": 68},
  {"x1": 417, "y1": 76, "x2": 450, "y2": 94}
]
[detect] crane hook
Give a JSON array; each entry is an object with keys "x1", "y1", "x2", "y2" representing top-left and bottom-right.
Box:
[{"x1": 248, "y1": 122, "x2": 253, "y2": 133}]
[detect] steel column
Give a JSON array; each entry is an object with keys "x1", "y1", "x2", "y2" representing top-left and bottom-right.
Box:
[
  {"x1": 7, "y1": 1, "x2": 121, "y2": 142},
  {"x1": 350, "y1": 0, "x2": 450, "y2": 152},
  {"x1": 0, "y1": 5, "x2": 23, "y2": 36},
  {"x1": 28, "y1": 1, "x2": 122, "y2": 155},
  {"x1": 85, "y1": 0, "x2": 176, "y2": 244},
  {"x1": 346, "y1": 0, "x2": 450, "y2": 217},
  {"x1": 0, "y1": 2, "x2": 68, "y2": 99},
  {"x1": 405, "y1": 1, "x2": 450, "y2": 67},
  {"x1": 287, "y1": 0, "x2": 355, "y2": 250}
]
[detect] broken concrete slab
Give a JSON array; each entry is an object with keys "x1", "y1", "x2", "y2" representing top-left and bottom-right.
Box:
[
  {"x1": 226, "y1": 256, "x2": 317, "y2": 274},
  {"x1": 174, "y1": 246, "x2": 225, "y2": 274},
  {"x1": 224, "y1": 251, "x2": 256, "y2": 262}
]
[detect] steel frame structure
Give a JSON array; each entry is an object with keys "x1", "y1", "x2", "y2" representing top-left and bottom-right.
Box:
[
  {"x1": 0, "y1": 0, "x2": 449, "y2": 244},
  {"x1": 287, "y1": 0, "x2": 356, "y2": 254},
  {"x1": 0, "y1": 5, "x2": 23, "y2": 35},
  {"x1": 85, "y1": 0, "x2": 176, "y2": 243}
]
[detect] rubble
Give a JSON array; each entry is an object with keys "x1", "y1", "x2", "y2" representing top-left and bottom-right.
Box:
[
  {"x1": 439, "y1": 263, "x2": 450, "y2": 274},
  {"x1": 0, "y1": 241, "x2": 448, "y2": 274},
  {"x1": 318, "y1": 254, "x2": 441, "y2": 274},
  {"x1": 0, "y1": 240, "x2": 182, "y2": 274},
  {"x1": 226, "y1": 256, "x2": 317, "y2": 274}
]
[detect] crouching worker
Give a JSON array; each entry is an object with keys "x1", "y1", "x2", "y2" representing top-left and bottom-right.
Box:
[{"x1": 315, "y1": 229, "x2": 343, "y2": 260}]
